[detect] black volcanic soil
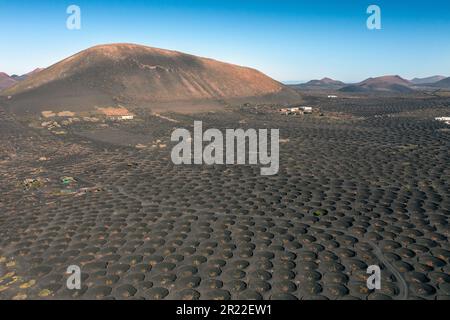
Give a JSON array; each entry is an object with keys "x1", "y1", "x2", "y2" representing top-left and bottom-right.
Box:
[{"x1": 0, "y1": 96, "x2": 449, "y2": 300}]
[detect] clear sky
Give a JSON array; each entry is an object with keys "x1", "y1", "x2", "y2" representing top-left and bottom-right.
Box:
[{"x1": 1, "y1": 0, "x2": 449, "y2": 83}]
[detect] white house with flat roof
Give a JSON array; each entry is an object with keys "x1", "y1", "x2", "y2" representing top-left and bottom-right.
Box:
[{"x1": 435, "y1": 117, "x2": 450, "y2": 125}]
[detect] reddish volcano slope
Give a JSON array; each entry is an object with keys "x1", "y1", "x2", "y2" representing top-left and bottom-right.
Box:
[
  {"x1": 0, "y1": 73, "x2": 17, "y2": 91},
  {"x1": 340, "y1": 75, "x2": 414, "y2": 93},
  {"x1": 3, "y1": 44, "x2": 300, "y2": 113}
]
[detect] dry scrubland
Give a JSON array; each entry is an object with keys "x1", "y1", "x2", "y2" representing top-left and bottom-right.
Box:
[{"x1": 0, "y1": 95, "x2": 449, "y2": 300}]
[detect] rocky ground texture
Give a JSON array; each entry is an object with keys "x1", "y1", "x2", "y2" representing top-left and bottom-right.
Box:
[{"x1": 0, "y1": 96, "x2": 449, "y2": 300}]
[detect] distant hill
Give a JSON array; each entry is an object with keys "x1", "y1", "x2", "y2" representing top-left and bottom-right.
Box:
[
  {"x1": 410, "y1": 75, "x2": 446, "y2": 85},
  {"x1": 290, "y1": 77, "x2": 346, "y2": 91},
  {"x1": 340, "y1": 75, "x2": 414, "y2": 93},
  {"x1": 305, "y1": 77, "x2": 346, "y2": 86},
  {"x1": 431, "y1": 77, "x2": 450, "y2": 89},
  {"x1": 10, "y1": 68, "x2": 43, "y2": 82},
  {"x1": 2, "y1": 43, "x2": 301, "y2": 114},
  {"x1": 0, "y1": 72, "x2": 17, "y2": 91}
]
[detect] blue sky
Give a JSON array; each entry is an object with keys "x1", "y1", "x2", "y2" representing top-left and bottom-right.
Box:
[{"x1": 0, "y1": 0, "x2": 449, "y2": 82}]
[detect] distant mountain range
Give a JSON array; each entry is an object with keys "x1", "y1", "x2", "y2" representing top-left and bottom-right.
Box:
[
  {"x1": 0, "y1": 72, "x2": 17, "y2": 91},
  {"x1": 340, "y1": 75, "x2": 450, "y2": 93},
  {"x1": 2, "y1": 55, "x2": 450, "y2": 100},
  {"x1": 430, "y1": 77, "x2": 450, "y2": 89},
  {"x1": 410, "y1": 75, "x2": 447, "y2": 85},
  {"x1": 305, "y1": 77, "x2": 346, "y2": 86},
  {"x1": 290, "y1": 74, "x2": 450, "y2": 93},
  {"x1": 290, "y1": 77, "x2": 346, "y2": 91},
  {"x1": 0, "y1": 69, "x2": 43, "y2": 91},
  {"x1": 10, "y1": 68, "x2": 43, "y2": 82},
  {"x1": 339, "y1": 75, "x2": 414, "y2": 93}
]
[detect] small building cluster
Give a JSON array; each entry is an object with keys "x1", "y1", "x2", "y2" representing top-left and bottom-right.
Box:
[
  {"x1": 435, "y1": 117, "x2": 450, "y2": 125},
  {"x1": 280, "y1": 106, "x2": 313, "y2": 116},
  {"x1": 327, "y1": 95, "x2": 338, "y2": 99},
  {"x1": 97, "y1": 107, "x2": 135, "y2": 121}
]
